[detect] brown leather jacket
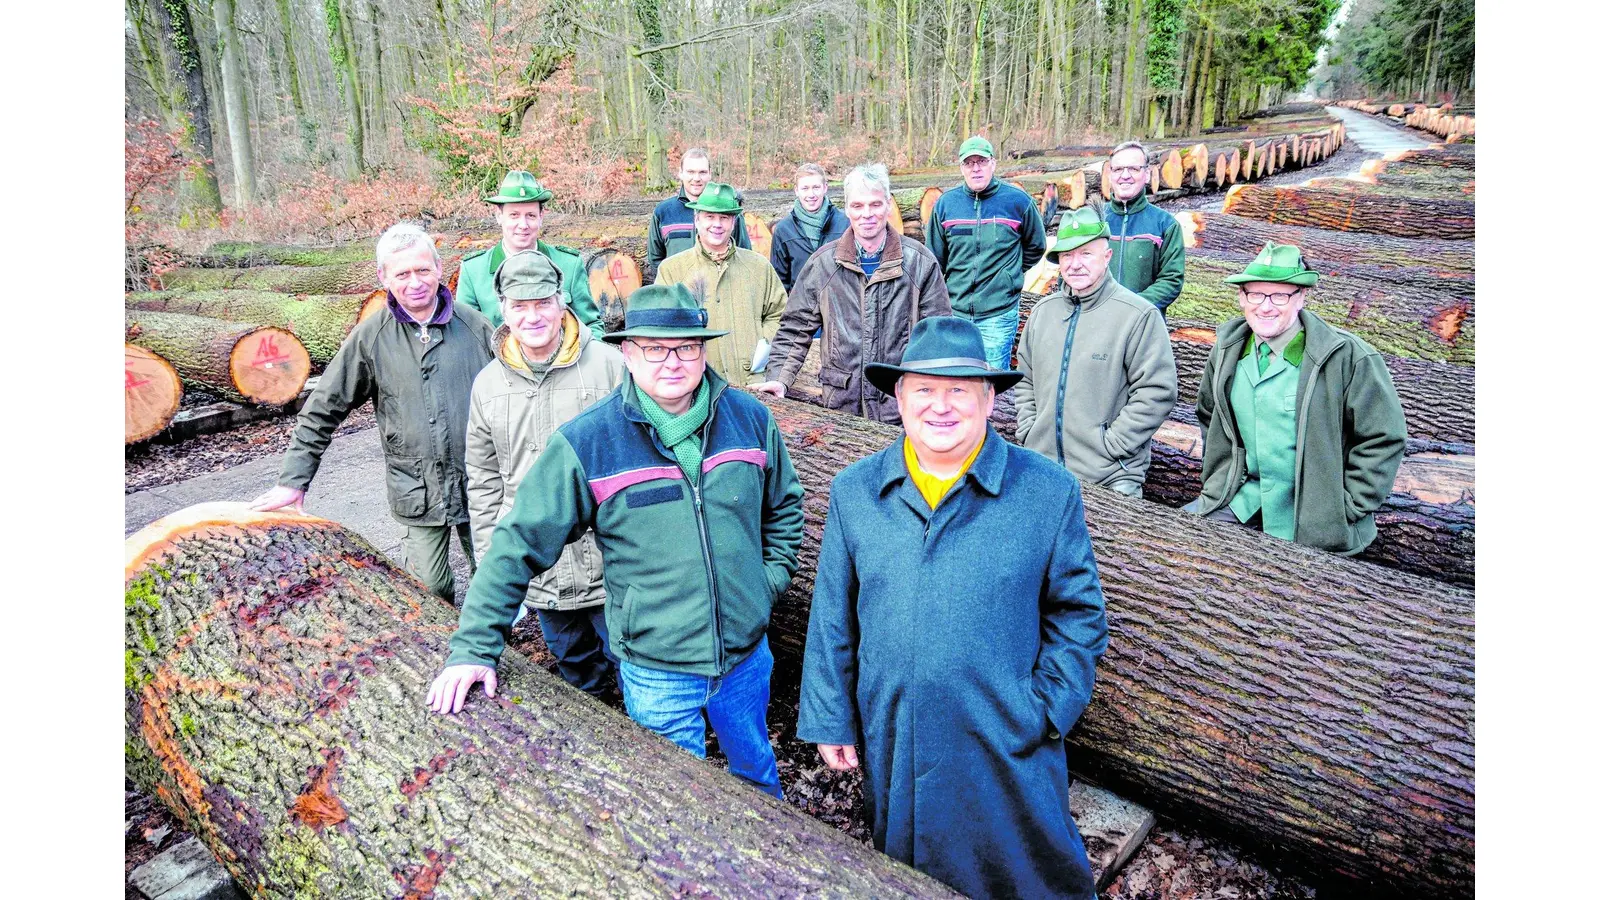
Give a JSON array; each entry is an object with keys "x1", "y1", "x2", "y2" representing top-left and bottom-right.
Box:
[{"x1": 767, "y1": 227, "x2": 952, "y2": 423}]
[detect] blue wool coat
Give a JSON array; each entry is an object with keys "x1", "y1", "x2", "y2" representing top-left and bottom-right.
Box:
[{"x1": 797, "y1": 429, "x2": 1108, "y2": 900}]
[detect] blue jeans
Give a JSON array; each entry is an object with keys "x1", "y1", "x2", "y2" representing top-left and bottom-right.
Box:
[
  {"x1": 957, "y1": 306, "x2": 1021, "y2": 372},
  {"x1": 619, "y1": 636, "x2": 783, "y2": 798}
]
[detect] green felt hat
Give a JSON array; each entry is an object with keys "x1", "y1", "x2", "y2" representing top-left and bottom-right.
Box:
[
  {"x1": 1045, "y1": 206, "x2": 1112, "y2": 261},
  {"x1": 958, "y1": 135, "x2": 995, "y2": 161},
  {"x1": 486, "y1": 170, "x2": 554, "y2": 205},
  {"x1": 1222, "y1": 242, "x2": 1320, "y2": 287},
  {"x1": 602, "y1": 283, "x2": 729, "y2": 343},
  {"x1": 684, "y1": 182, "x2": 743, "y2": 214},
  {"x1": 494, "y1": 249, "x2": 563, "y2": 302}
]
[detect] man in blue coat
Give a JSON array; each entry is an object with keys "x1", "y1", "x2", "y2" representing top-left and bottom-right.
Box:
[{"x1": 797, "y1": 316, "x2": 1108, "y2": 900}]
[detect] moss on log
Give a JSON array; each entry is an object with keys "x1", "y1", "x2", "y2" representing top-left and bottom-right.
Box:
[
  {"x1": 1177, "y1": 211, "x2": 1475, "y2": 277},
  {"x1": 126, "y1": 311, "x2": 311, "y2": 405},
  {"x1": 188, "y1": 241, "x2": 377, "y2": 268},
  {"x1": 125, "y1": 504, "x2": 961, "y2": 899},
  {"x1": 157, "y1": 254, "x2": 465, "y2": 297},
  {"x1": 758, "y1": 396, "x2": 1473, "y2": 896},
  {"x1": 1222, "y1": 183, "x2": 1474, "y2": 240},
  {"x1": 126, "y1": 290, "x2": 368, "y2": 365}
]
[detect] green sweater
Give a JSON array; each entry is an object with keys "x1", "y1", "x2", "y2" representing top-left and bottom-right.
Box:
[{"x1": 456, "y1": 239, "x2": 604, "y2": 338}]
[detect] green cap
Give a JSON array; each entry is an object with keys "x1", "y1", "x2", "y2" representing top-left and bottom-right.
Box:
[
  {"x1": 486, "y1": 170, "x2": 554, "y2": 205},
  {"x1": 603, "y1": 283, "x2": 729, "y2": 343},
  {"x1": 1045, "y1": 206, "x2": 1112, "y2": 261},
  {"x1": 494, "y1": 249, "x2": 564, "y2": 302},
  {"x1": 684, "y1": 182, "x2": 743, "y2": 214},
  {"x1": 958, "y1": 136, "x2": 995, "y2": 161},
  {"x1": 1222, "y1": 241, "x2": 1320, "y2": 287}
]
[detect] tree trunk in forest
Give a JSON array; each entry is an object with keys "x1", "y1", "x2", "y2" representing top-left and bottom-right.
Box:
[
  {"x1": 125, "y1": 504, "x2": 963, "y2": 899},
  {"x1": 324, "y1": 0, "x2": 368, "y2": 176},
  {"x1": 153, "y1": 0, "x2": 223, "y2": 224},
  {"x1": 125, "y1": 312, "x2": 311, "y2": 405},
  {"x1": 1119, "y1": 0, "x2": 1144, "y2": 137},
  {"x1": 753, "y1": 396, "x2": 1473, "y2": 896},
  {"x1": 1177, "y1": 211, "x2": 1475, "y2": 276},
  {"x1": 1222, "y1": 184, "x2": 1474, "y2": 240},
  {"x1": 210, "y1": 0, "x2": 256, "y2": 207},
  {"x1": 1167, "y1": 321, "x2": 1475, "y2": 445},
  {"x1": 958, "y1": 0, "x2": 989, "y2": 141},
  {"x1": 273, "y1": 0, "x2": 317, "y2": 153},
  {"x1": 126, "y1": 290, "x2": 374, "y2": 365},
  {"x1": 126, "y1": 343, "x2": 184, "y2": 444}
]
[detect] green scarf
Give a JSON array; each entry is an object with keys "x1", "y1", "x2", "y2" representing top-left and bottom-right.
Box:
[
  {"x1": 636, "y1": 379, "x2": 712, "y2": 487},
  {"x1": 792, "y1": 200, "x2": 829, "y2": 247}
]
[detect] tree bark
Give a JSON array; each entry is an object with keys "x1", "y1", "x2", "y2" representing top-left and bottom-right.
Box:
[
  {"x1": 187, "y1": 241, "x2": 377, "y2": 269},
  {"x1": 125, "y1": 311, "x2": 311, "y2": 405},
  {"x1": 1167, "y1": 321, "x2": 1475, "y2": 445},
  {"x1": 126, "y1": 343, "x2": 184, "y2": 444},
  {"x1": 1178, "y1": 211, "x2": 1475, "y2": 276},
  {"x1": 126, "y1": 290, "x2": 372, "y2": 365},
  {"x1": 158, "y1": 254, "x2": 464, "y2": 297},
  {"x1": 324, "y1": 0, "x2": 368, "y2": 176},
  {"x1": 1222, "y1": 184, "x2": 1474, "y2": 240},
  {"x1": 583, "y1": 248, "x2": 644, "y2": 332},
  {"x1": 755, "y1": 396, "x2": 1473, "y2": 896},
  {"x1": 125, "y1": 504, "x2": 962, "y2": 899},
  {"x1": 273, "y1": 0, "x2": 318, "y2": 153},
  {"x1": 210, "y1": 0, "x2": 256, "y2": 207},
  {"x1": 153, "y1": 0, "x2": 222, "y2": 223}
]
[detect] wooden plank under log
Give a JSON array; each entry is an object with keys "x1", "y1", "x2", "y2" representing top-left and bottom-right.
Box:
[
  {"x1": 125, "y1": 343, "x2": 183, "y2": 444},
  {"x1": 126, "y1": 311, "x2": 311, "y2": 406},
  {"x1": 125, "y1": 504, "x2": 962, "y2": 900}
]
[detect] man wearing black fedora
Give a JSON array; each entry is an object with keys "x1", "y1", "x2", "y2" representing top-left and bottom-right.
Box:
[
  {"x1": 429, "y1": 283, "x2": 805, "y2": 800},
  {"x1": 797, "y1": 316, "x2": 1108, "y2": 899}
]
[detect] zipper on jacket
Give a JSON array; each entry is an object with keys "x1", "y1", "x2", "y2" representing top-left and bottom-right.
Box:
[
  {"x1": 1053, "y1": 301, "x2": 1085, "y2": 465},
  {"x1": 690, "y1": 481, "x2": 724, "y2": 673},
  {"x1": 1117, "y1": 204, "x2": 1130, "y2": 285}
]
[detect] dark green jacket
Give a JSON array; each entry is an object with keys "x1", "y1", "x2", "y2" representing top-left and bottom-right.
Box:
[
  {"x1": 456, "y1": 239, "x2": 604, "y2": 338},
  {"x1": 1194, "y1": 310, "x2": 1408, "y2": 555},
  {"x1": 926, "y1": 181, "x2": 1047, "y2": 319},
  {"x1": 448, "y1": 368, "x2": 806, "y2": 676},
  {"x1": 279, "y1": 287, "x2": 497, "y2": 526},
  {"x1": 1105, "y1": 193, "x2": 1186, "y2": 314}
]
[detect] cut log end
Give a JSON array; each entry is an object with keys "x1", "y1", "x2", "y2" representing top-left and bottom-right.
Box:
[
  {"x1": 743, "y1": 212, "x2": 774, "y2": 260},
  {"x1": 918, "y1": 187, "x2": 943, "y2": 228},
  {"x1": 1176, "y1": 211, "x2": 1200, "y2": 249},
  {"x1": 886, "y1": 197, "x2": 905, "y2": 234},
  {"x1": 357, "y1": 290, "x2": 386, "y2": 324},
  {"x1": 125, "y1": 344, "x2": 183, "y2": 444},
  {"x1": 228, "y1": 327, "x2": 312, "y2": 406},
  {"x1": 586, "y1": 248, "x2": 644, "y2": 332},
  {"x1": 124, "y1": 502, "x2": 326, "y2": 575}
]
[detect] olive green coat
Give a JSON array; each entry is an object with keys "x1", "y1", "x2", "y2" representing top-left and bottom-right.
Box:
[{"x1": 654, "y1": 244, "x2": 788, "y2": 386}]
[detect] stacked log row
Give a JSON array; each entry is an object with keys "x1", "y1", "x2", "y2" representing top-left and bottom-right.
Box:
[
  {"x1": 158, "y1": 250, "x2": 466, "y2": 295},
  {"x1": 1166, "y1": 252, "x2": 1474, "y2": 364},
  {"x1": 125, "y1": 344, "x2": 184, "y2": 444},
  {"x1": 125, "y1": 504, "x2": 961, "y2": 899},
  {"x1": 1176, "y1": 211, "x2": 1475, "y2": 276},
  {"x1": 756, "y1": 397, "x2": 1473, "y2": 897},
  {"x1": 1222, "y1": 181, "x2": 1474, "y2": 240},
  {"x1": 126, "y1": 311, "x2": 311, "y2": 406},
  {"x1": 185, "y1": 241, "x2": 376, "y2": 268},
  {"x1": 1336, "y1": 99, "x2": 1475, "y2": 141},
  {"x1": 125, "y1": 290, "x2": 380, "y2": 365}
]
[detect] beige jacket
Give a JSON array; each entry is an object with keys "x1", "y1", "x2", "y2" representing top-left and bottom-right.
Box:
[
  {"x1": 465, "y1": 313, "x2": 626, "y2": 610},
  {"x1": 655, "y1": 242, "x2": 788, "y2": 386}
]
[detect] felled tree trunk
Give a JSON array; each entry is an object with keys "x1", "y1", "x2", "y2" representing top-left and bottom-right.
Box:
[
  {"x1": 126, "y1": 311, "x2": 311, "y2": 406},
  {"x1": 186, "y1": 241, "x2": 376, "y2": 268},
  {"x1": 1222, "y1": 183, "x2": 1474, "y2": 240},
  {"x1": 757, "y1": 396, "x2": 1474, "y2": 897},
  {"x1": 1177, "y1": 211, "x2": 1475, "y2": 276},
  {"x1": 1386, "y1": 145, "x2": 1475, "y2": 170},
  {"x1": 584, "y1": 248, "x2": 643, "y2": 333},
  {"x1": 125, "y1": 343, "x2": 183, "y2": 444},
  {"x1": 1167, "y1": 252, "x2": 1474, "y2": 364},
  {"x1": 157, "y1": 253, "x2": 465, "y2": 296},
  {"x1": 125, "y1": 504, "x2": 960, "y2": 900},
  {"x1": 125, "y1": 290, "x2": 374, "y2": 365},
  {"x1": 1168, "y1": 321, "x2": 1476, "y2": 444}
]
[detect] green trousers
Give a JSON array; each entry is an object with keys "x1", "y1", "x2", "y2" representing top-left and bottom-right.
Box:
[{"x1": 400, "y1": 522, "x2": 475, "y2": 603}]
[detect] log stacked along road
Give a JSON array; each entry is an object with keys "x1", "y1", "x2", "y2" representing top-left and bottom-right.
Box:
[
  {"x1": 756, "y1": 396, "x2": 1473, "y2": 897},
  {"x1": 126, "y1": 311, "x2": 311, "y2": 407},
  {"x1": 1222, "y1": 178, "x2": 1474, "y2": 240},
  {"x1": 1176, "y1": 211, "x2": 1475, "y2": 276},
  {"x1": 125, "y1": 504, "x2": 961, "y2": 899},
  {"x1": 126, "y1": 290, "x2": 384, "y2": 366}
]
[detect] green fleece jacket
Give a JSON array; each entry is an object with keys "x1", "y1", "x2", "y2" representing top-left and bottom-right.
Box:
[
  {"x1": 1194, "y1": 310, "x2": 1408, "y2": 555},
  {"x1": 1105, "y1": 193, "x2": 1186, "y2": 314},
  {"x1": 456, "y1": 239, "x2": 604, "y2": 338}
]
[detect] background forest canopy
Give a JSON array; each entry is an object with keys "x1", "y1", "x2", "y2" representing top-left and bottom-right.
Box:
[{"x1": 125, "y1": 0, "x2": 1470, "y2": 250}]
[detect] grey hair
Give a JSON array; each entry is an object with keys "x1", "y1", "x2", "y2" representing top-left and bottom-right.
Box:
[
  {"x1": 681, "y1": 147, "x2": 711, "y2": 168},
  {"x1": 1110, "y1": 141, "x2": 1150, "y2": 166},
  {"x1": 843, "y1": 163, "x2": 892, "y2": 204},
  {"x1": 375, "y1": 221, "x2": 441, "y2": 276}
]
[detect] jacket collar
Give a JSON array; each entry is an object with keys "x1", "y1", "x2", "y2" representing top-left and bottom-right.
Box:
[
  {"x1": 491, "y1": 311, "x2": 589, "y2": 380},
  {"x1": 877, "y1": 425, "x2": 1007, "y2": 500},
  {"x1": 620, "y1": 366, "x2": 729, "y2": 428},
  {"x1": 387, "y1": 284, "x2": 455, "y2": 326},
  {"x1": 1110, "y1": 193, "x2": 1149, "y2": 216},
  {"x1": 963, "y1": 180, "x2": 1001, "y2": 201},
  {"x1": 1062, "y1": 269, "x2": 1114, "y2": 308},
  {"x1": 835, "y1": 226, "x2": 905, "y2": 282}
]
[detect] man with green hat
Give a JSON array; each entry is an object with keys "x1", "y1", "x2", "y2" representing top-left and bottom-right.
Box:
[
  {"x1": 799, "y1": 315, "x2": 1107, "y2": 900},
  {"x1": 431, "y1": 282, "x2": 805, "y2": 801},
  {"x1": 645, "y1": 148, "x2": 750, "y2": 279},
  {"x1": 655, "y1": 182, "x2": 789, "y2": 387},
  {"x1": 926, "y1": 135, "x2": 1048, "y2": 370},
  {"x1": 463, "y1": 248, "x2": 626, "y2": 698},
  {"x1": 456, "y1": 170, "x2": 605, "y2": 339},
  {"x1": 1188, "y1": 242, "x2": 1406, "y2": 553},
  {"x1": 1014, "y1": 205, "x2": 1177, "y2": 498}
]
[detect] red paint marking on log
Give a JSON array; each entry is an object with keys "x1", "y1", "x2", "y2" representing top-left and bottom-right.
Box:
[
  {"x1": 290, "y1": 748, "x2": 349, "y2": 831},
  {"x1": 398, "y1": 747, "x2": 462, "y2": 799},
  {"x1": 251, "y1": 334, "x2": 293, "y2": 367},
  {"x1": 394, "y1": 847, "x2": 455, "y2": 900},
  {"x1": 1428, "y1": 304, "x2": 1470, "y2": 344}
]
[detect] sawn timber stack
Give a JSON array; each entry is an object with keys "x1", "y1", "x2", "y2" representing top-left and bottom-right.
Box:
[
  {"x1": 125, "y1": 504, "x2": 961, "y2": 899},
  {"x1": 757, "y1": 395, "x2": 1473, "y2": 897}
]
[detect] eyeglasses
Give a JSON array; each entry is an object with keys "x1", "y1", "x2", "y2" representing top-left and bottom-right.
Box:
[
  {"x1": 1109, "y1": 165, "x2": 1146, "y2": 176},
  {"x1": 630, "y1": 341, "x2": 704, "y2": 363},
  {"x1": 1240, "y1": 289, "x2": 1303, "y2": 308}
]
